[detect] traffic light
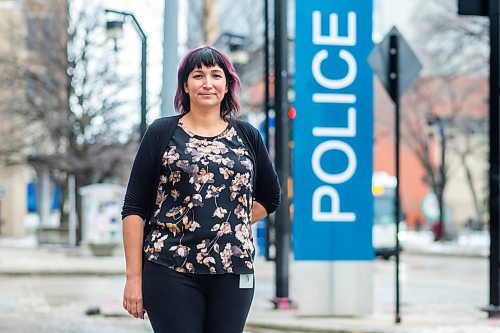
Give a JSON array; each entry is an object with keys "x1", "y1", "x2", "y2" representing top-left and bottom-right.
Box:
[{"x1": 458, "y1": 0, "x2": 488, "y2": 16}]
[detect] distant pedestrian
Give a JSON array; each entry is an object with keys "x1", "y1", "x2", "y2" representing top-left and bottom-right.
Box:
[
  {"x1": 433, "y1": 220, "x2": 442, "y2": 242},
  {"x1": 121, "y1": 46, "x2": 281, "y2": 333}
]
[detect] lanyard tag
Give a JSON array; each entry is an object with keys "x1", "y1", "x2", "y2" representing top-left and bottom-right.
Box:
[{"x1": 239, "y1": 274, "x2": 254, "y2": 289}]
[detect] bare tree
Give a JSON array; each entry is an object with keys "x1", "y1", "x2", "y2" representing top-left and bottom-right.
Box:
[
  {"x1": 185, "y1": 0, "x2": 272, "y2": 117},
  {"x1": 187, "y1": 0, "x2": 219, "y2": 47},
  {"x1": 400, "y1": 78, "x2": 450, "y2": 224},
  {"x1": 412, "y1": 0, "x2": 488, "y2": 76},
  {"x1": 451, "y1": 117, "x2": 488, "y2": 228},
  {"x1": 378, "y1": 0, "x2": 490, "y2": 234},
  {"x1": 1, "y1": 1, "x2": 135, "y2": 177},
  {"x1": 406, "y1": 0, "x2": 489, "y2": 231},
  {"x1": 398, "y1": 76, "x2": 487, "y2": 233},
  {"x1": 0, "y1": 0, "x2": 137, "y2": 235},
  {"x1": 64, "y1": 1, "x2": 137, "y2": 186}
]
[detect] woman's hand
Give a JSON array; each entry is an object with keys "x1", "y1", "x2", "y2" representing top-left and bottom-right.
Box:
[
  {"x1": 123, "y1": 276, "x2": 144, "y2": 319},
  {"x1": 251, "y1": 201, "x2": 268, "y2": 224}
]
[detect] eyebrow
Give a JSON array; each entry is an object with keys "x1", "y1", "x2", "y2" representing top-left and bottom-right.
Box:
[{"x1": 192, "y1": 68, "x2": 224, "y2": 73}]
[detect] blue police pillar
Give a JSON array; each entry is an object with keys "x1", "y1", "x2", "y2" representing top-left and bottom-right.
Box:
[{"x1": 293, "y1": 1, "x2": 374, "y2": 316}]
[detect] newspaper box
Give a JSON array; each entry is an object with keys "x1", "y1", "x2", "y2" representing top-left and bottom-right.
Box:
[{"x1": 79, "y1": 184, "x2": 125, "y2": 255}]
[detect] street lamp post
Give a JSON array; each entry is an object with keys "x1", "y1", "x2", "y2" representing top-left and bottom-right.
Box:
[{"x1": 105, "y1": 9, "x2": 148, "y2": 138}]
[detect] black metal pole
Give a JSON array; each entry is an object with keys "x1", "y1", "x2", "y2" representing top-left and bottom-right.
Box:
[
  {"x1": 264, "y1": 0, "x2": 270, "y2": 150},
  {"x1": 389, "y1": 33, "x2": 401, "y2": 324},
  {"x1": 457, "y1": 0, "x2": 499, "y2": 318},
  {"x1": 487, "y1": 0, "x2": 500, "y2": 318},
  {"x1": 273, "y1": 0, "x2": 292, "y2": 309},
  {"x1": 140, "y1": 37, "x2": 148, "y2": 138},
  {"x1": 263, "y1": 0, "x2": 274, "y2": 262}
]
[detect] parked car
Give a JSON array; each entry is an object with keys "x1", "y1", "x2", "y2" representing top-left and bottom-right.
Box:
[{"x1": 372, "y1": 172, "x2": 405, "y2": 259}]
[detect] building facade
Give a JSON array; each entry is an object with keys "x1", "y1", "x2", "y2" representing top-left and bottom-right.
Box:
[{"x1": 0, "y1": 0, "x2": 68, "y2": 237}]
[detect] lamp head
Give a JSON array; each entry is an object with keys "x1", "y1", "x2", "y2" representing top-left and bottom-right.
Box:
[{"x1": 106, "y1": 20, "x2": 124, "y2": 52}]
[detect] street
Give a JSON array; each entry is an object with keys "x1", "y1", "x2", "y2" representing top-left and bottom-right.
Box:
[
  {"x1": 374, "y1": 254, "x2": 487, "y2": 322},
  {"x1": 0, "y1": 253, "x2": 490, "y2": 333}
]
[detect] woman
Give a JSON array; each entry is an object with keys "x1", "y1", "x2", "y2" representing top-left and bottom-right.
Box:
[{"x1": 121, "y1": 46, "x2": 281, "y2": 333}]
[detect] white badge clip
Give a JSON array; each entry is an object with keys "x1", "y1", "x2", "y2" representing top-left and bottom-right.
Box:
[{"x1": 239, "y1": 274, "x2": 254, "y2": 289}]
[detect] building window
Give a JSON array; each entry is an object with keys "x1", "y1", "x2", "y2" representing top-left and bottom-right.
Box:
[{"x1": 26, "y1": 16, "x2": 56, "y2": 52}]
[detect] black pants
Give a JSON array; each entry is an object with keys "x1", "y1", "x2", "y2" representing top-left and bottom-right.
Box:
[{"x1": 142, "y1": 260, "x2": 254, "y2": 333}]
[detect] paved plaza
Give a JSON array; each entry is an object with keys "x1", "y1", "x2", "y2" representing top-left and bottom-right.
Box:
[{"x1": 0, "y1": 233, "x2": 498, "y2": 332}]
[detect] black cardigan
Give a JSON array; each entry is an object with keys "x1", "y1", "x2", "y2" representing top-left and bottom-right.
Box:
[{"x1": 121, "y1": 115, "x2": 281, "y2": 238}]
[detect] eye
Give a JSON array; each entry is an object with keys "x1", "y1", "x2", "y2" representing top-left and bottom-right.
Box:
[
  {"x1": 213, "y1": 74, "x2": 223, "y2": 79},
  {"x1": 193, "y1": 74, "x2": 203, "y2": 79}
]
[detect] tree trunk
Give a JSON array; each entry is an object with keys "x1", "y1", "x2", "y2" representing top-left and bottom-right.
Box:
[
  {"x1": 202, "y1": 0, "x2": 218, "y2": 44},
  {"x1": 75, "y1": 174, "x2": 84, "y2": 245},
  {"x1": 461, "y1": 154, "x2": 484, "y2": 228},
  {"x1": 57, "y1": 173, "x2": 69, "y2": 229}
]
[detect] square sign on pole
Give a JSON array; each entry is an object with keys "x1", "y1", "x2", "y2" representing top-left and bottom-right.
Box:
[
  {"x1": 368, "y1": 25, "x2": 422, "y2": 324},
  {"x1": 368, "y1": 26, "x2": 422, "y2": 102}
]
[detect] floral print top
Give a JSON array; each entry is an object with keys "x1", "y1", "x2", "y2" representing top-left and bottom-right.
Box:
[{"x1": 143, "y1": 121, "x2": 255, "y2": 274}]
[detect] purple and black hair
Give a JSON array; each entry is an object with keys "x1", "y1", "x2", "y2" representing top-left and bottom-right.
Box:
[{"x1": 174, "y1": 46, "x2": 241, "y2": 118}]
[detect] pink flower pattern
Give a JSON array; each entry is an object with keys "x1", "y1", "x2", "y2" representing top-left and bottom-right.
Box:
[{"x1": 143, "y1": 122, "x2": 255, "y2": 274}]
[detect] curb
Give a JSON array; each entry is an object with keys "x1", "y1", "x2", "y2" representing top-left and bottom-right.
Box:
[
  {"x1": 0, "y1": 270, "x2": 124, "y2": 276},
  {"x1": 245, "y1": 322, "x2": 394, "y2": 333},
  {"x1": 403, "y1": 248, "x2": 488, "y2": 258}
]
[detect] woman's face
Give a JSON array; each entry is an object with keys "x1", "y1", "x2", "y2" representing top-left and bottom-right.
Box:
[{"x1": 184, "y1": 64, "x2": 228, "y2": 111}]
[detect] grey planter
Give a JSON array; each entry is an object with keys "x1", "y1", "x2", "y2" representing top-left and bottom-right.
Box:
[{"x1": 88, "y1": 243, "x2": 117, "y2": 257}]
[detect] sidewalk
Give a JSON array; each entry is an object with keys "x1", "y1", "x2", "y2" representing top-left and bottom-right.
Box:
[
  {"x1": 0, "y1": 236, "x2": 125, "y2": 275},
  {"x1": 401, "y1": 230, "x2": 489, "y2": 258},
  {"x1": 0, "y1": 233, "x2": 497, "y2": 333},
  {"x1": 0, "y1": 230, "x2": 488, "y2": 275}
]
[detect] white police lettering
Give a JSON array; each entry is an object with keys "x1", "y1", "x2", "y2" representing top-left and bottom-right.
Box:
[
  {"x1": 312, "y1": 50, "x2": 357, "y2": 89},
  {"x1": 312, "y1": 93, "x2": 356, "y2": 104},
  {"x1": 312, "y1": 107, "x2": 356, "y2": 137},
  {"x1": 312, "y1": 11, "x2": 356, "y2": 46},
  {"x1": 312, "y1": 141, "x2": 356, "y2": 184},
  {"x1": 313, "y1": 186, "x2": 356, "y2": 221},
  {"x1": 311, "y1": 11, "x2": 357, "y2": 223}
]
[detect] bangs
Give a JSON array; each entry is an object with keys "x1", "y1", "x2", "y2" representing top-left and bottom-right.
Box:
[{"x1": 186, "y1": 48, "x2": 225, "y2": 73}]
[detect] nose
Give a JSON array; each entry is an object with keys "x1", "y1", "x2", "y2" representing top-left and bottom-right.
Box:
[{"x1": 202, "y1": 77, "x2": 214, "y2": 88}]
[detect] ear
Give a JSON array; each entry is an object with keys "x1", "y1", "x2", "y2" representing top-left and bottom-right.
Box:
[{"x1": 184, "y1": 82, "x2": 189, "y2": 93}]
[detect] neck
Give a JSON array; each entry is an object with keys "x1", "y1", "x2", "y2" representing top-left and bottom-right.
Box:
[{"x1": 184, "y1": 108, "x2": 225, "y2": 128}]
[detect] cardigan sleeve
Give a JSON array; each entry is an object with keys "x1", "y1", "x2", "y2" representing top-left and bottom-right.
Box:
[
  {"x1": 121, "y1": 119, "x2": 162, "y2": 220},
  {"x1": 253, "y1": 126, "x2": 281, "y2": 215}
]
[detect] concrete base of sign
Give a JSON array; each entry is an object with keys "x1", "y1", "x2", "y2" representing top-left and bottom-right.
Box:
[{"x1": 292, "y1": 260, "x2": 373, "y2": 316}]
